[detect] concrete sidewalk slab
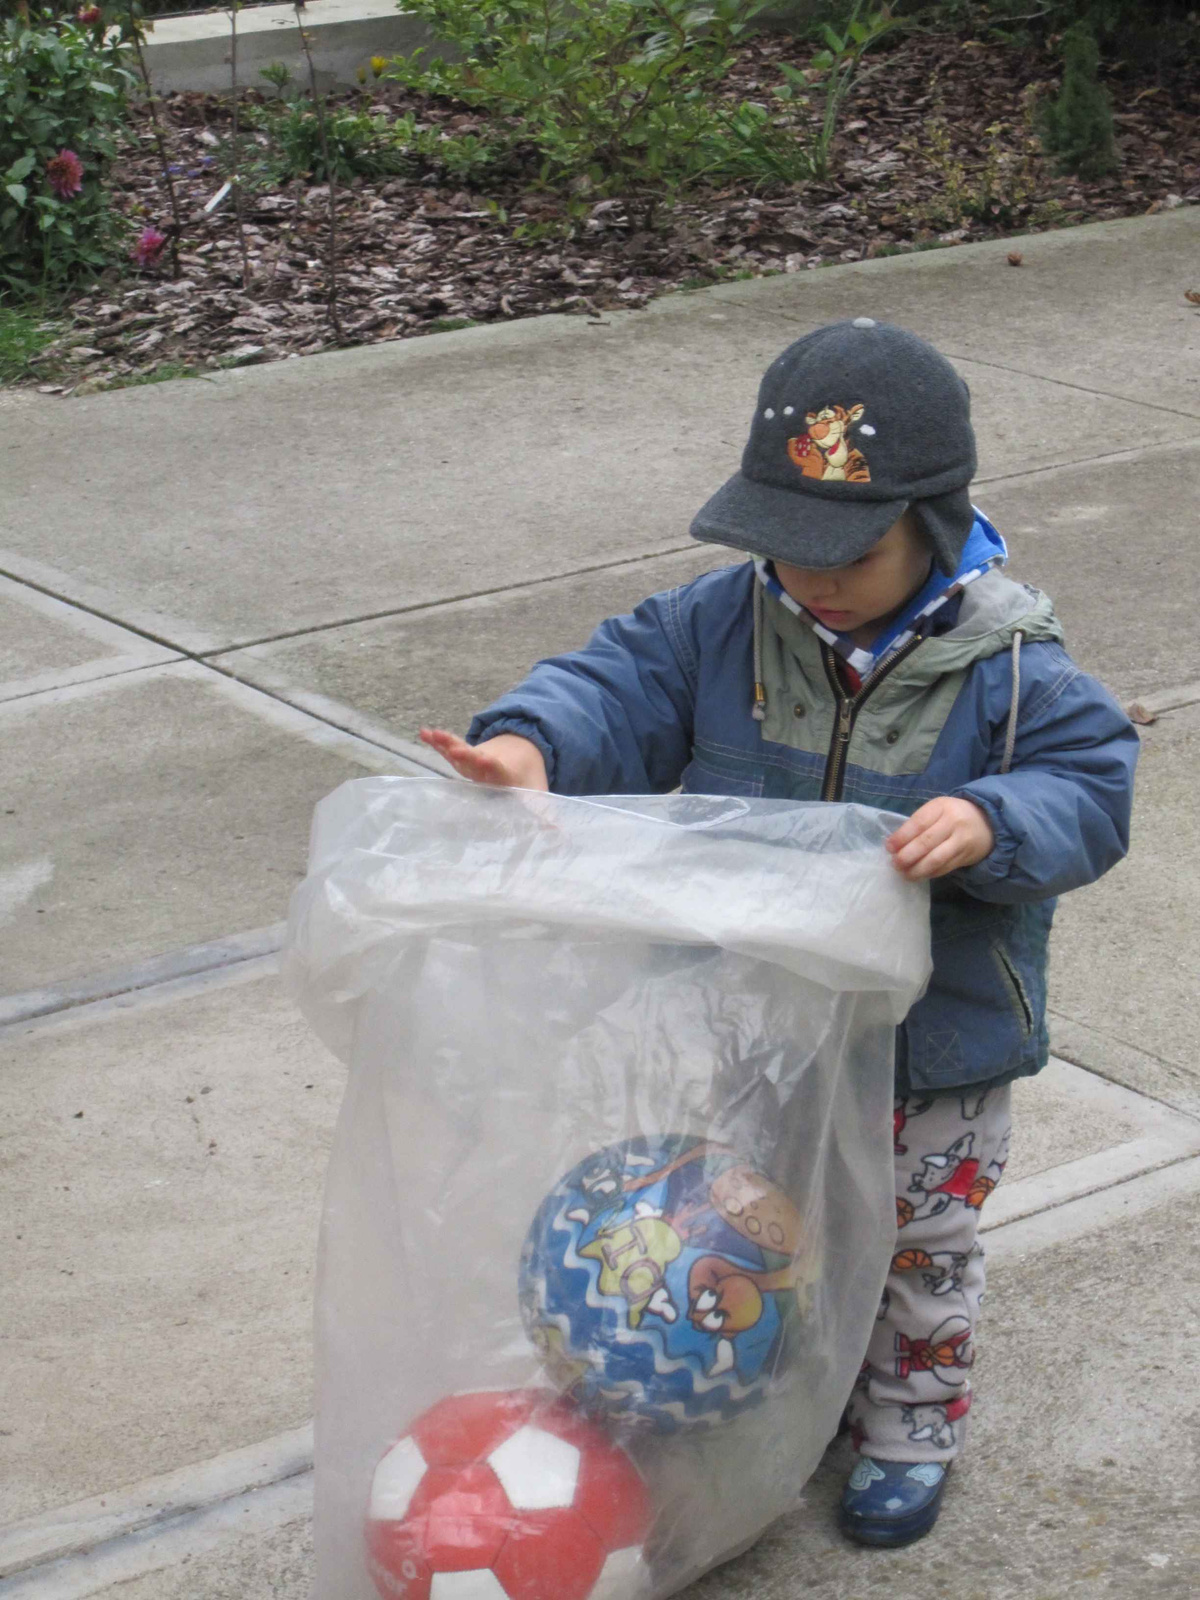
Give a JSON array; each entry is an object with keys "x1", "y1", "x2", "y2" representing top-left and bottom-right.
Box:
[
  {"x1": 1051, "y1": 1014, "x2": 1200, "y2": 1125},
  {"x1": 214, "y1": 433, "x2": 1199, "y2": 746},
  {"x1": 0, "y1": 591, "x2": 133, "y2": 684},
  {"x1": 1050, "y1": 702, "x2": 1200, "y2": 1114},
  {"x1": 0, "y1": 577, "x2": 179, "y2": 705},
  {"x1": 981, "y1": 438, "x2": 1200, "y2": 702},
  {"x1": 213, "y1": 546, "x2": 733, "y2": 743},
  {"x1": 5, "y1": 219, "x2": 1197, "y2": 655},
  {"x1": 711, "y1": 210, "x2": 1200, "y2": 420},
  {"x1": 0, "y1": 304, "x2": 786, "y2": 650},
  {"x1": 0, "y1": 663, "x2": 395, "y2": 995},
  {"x1": 686, "y1": 1187, "x2": 1200, "y2": 1600},
  {"x1": 0, "y1": 968, "x2": 339, "y2": 1525},
  {"x1": 2, "y1": 981, "x2": 1186, "y2": 1540},
  {"x1": 13, "y1": 1139, "x2": 1198, "y2": 1600},
  {"x1": 0, "y1": 1046, "x2": 1161, "y2": 1552},
  {"x1": 1007, "y1": 1059, "x2": 1143, "y2": 1180}
]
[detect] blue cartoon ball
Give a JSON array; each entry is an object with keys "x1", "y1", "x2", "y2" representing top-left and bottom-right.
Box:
[{"x1": 519, "y1": 1135, "x2": 805, "y2": 1432}]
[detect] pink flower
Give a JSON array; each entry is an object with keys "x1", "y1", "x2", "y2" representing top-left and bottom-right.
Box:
[
  {"x1": 46, "y1": 149, "x2": 84, "y2": 201},
  {"x1": 77, "y1": 6, "x2": 103, "y2": 23},
  {"x1": 132, "y1": 226, "x2": 168, "y2": 268}
]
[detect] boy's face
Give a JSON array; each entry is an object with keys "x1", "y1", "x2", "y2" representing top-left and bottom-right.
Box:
[{"x1": 773, "y1": 510, "x2": 933, "y2": 646}]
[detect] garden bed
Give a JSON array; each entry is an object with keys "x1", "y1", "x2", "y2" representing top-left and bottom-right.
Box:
[{"x1": 31, "y1": 27, "x2": 1200, "y2": 394}]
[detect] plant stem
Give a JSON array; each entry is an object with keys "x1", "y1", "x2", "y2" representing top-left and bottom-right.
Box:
[
  {"x1": 127, "y1": 12, "x2": 183, "y2": 277},
  {"x1": 228, "y1": 2, "x2": 251, "y2": 290},
  {"x1": 294, "y1": 3, "x2": 345, "y2": 343}
]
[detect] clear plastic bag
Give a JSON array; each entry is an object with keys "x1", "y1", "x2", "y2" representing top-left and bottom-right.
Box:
[{"x1": 285, "y1": 778, "x2": 932, "y2": 1600}]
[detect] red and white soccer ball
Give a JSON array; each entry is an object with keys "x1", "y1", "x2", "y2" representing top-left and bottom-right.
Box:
[{"x1": 365, "y1": 1389, "x2": 653, "y2": 1600}]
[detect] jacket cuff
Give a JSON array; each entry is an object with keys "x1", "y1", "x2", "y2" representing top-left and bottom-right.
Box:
[
  {"x1": 467, "y1": 716, "x2": 558, "y2": 789},
  {"x1": 950, "y1": 788, "x2": 1020, "y2": 889}
]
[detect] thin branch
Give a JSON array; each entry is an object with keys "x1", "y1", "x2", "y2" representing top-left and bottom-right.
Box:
[
  {"x1": 294, "y1": 4, "x2": 345, "y2": 343},
  {"x1": 127, "y1": 11, "x2": 183, "y2": 277},
  {"x1": 226, "y1": 3, "x2": 251, "y2": 290}
]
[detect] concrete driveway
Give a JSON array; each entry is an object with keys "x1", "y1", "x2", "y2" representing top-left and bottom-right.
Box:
[{"x1": 2, "y1": 206, "x2": 1199, "y2": 1599}]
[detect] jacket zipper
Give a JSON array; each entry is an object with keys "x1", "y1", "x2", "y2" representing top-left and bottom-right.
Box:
[{"x1": 819, "y1": 636, "x2": 925, "y2": 802}]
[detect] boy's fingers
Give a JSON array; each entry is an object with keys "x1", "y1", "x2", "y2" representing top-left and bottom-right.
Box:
[
  {"x1": 422, "y1": 727, "x2": 536, "y2": 788},
  {"x1": 418, "y1": 726, "x2": 460, "y2": 755},
  {"x1": 421, "y1": 728, "x2": 476, "y2": 763},
  {"x1": 420, "y1": 728, "x2": 492, "y2": 782},
  {"x1": 886, "y1": 799, "x2": 946, "y2": 851},
  {"x1": 891, "y1": 813, "x2": 956, "y2": 869},
  {"x1": 885, "y1": 817, "x2": 919, "y2": 851},
  {"x1": 895, "y1": 835, "x2": 964, "y2": 880}
]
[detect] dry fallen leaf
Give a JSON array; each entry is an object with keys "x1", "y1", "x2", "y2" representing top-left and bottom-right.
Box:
[
  {"x1": 1007, "y1": 251, "x2": 1023, "y2": 266},
  {"x1": 1185, "y1": 290, "x2": 1200, "y2": 305}
]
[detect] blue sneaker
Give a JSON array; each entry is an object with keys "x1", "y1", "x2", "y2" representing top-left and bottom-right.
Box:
[{"x1": 838, "y1": 1456, "x2": 949, "y2": 1547}]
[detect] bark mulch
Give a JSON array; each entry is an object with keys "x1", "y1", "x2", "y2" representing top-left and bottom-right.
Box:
[{"x1": 34, "y1": 28, "x2": 1200, "y2": 394}]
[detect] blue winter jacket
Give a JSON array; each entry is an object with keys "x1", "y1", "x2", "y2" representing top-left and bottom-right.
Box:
[{"x1": 468, "y1": 551, "x2": 1138, "y2": 1095}]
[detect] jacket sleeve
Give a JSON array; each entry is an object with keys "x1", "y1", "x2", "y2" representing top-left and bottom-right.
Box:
[
  {"x1": 952, "y1": 643, "x2": 1139, "y2": 903},
  {"x1": 466, "y1": 586, "x2": 699, "y2": 795}
]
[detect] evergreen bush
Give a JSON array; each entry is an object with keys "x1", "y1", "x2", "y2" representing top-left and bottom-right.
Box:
[{"x1": 1036, "y1": 21, "x2": 1117, "y2": 180}]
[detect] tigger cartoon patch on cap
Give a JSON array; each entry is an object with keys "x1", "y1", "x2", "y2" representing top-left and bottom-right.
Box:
[{"x1": 787, "y1": 404, "x2": 871, "y2": 483}]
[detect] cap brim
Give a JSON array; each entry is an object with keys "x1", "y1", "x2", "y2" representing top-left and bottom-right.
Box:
[{"x1": 689, "y1": 471, "x2": 910, "y2": 570}]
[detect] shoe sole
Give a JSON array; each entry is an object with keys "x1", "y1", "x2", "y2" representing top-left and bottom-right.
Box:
[
  {"x1": 838, "y1": 1512, "x2": 938, "y2": 1548},
  {"x1": 838, "y1": 1496, "x2": 944, "y2": 1549}
]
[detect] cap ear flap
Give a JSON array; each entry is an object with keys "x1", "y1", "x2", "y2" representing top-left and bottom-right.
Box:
[{"x1": 910, "y1": 489, "x2": 976, "y2": 577}]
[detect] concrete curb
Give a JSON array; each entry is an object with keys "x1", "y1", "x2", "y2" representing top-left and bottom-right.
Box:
[
  {"x1": 0, "y1": 1428, "x2": 312, "y2": 1582},
  {"x1": 139, "y1": 0, "x2": 441, "y2": 95},
  {"x1": 0, "y1": 924, "x2": 285, "y2": 1029}
]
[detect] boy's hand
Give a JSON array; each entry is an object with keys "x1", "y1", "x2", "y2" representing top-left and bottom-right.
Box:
[
  {"x1": 419, "y1": 728, "x2": 549, "y2": 790},
  {"x1": 886, "y1": 797, "x2": 995, "y2": 881}
]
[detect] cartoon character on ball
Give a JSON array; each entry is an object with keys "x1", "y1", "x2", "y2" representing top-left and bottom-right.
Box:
[
  {"x1": 519, "y1": 1135, "x2": 808, "y2": 1430},
  {"x1": 365, "y1": 1388, "x2": 652, "y2": 1600}
]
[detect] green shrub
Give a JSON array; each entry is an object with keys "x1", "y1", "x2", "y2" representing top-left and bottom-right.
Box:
[
  {"x1": 384, "y1": 0, "x2": 772, "y2": 197},
  {"x1": 912, "y1": 109, "x2": 1054, "y2": 230},
  {"x1": 245, "y1": 96, "x2": 406, "y2": 184},
  {"x1": 0, "y1": 8, "x2": 135, "y2": 294},
  {"x1": 247, "y1": 75, "x2": 502, "y2": 186},
  {"x1": 772, "y1": 1, "x2": 899, "y2": 179},
  {"x1": 1036, "y1": 22, "x2": 1117, "y2": 179}
]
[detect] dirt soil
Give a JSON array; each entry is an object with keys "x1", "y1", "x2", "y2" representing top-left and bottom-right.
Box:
[{"x1": 34, "y1": 28, "x2": 1200, "y2": 394}]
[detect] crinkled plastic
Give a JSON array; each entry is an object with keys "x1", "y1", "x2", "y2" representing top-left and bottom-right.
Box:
[{"x1": 286, "y1": 778, "x2": 932, "y2": 1600}]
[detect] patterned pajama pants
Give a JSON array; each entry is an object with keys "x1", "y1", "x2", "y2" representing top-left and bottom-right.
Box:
[{"x1": 846, "y1": 1084, "x2": 1013, "y2": 1464}]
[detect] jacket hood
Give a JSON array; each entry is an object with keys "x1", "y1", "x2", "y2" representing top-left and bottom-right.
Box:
[{"x1": 928, "y1": 572, "x2": 1063, "y2": 670}]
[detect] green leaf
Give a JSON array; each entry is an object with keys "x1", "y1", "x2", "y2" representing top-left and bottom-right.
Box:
[{"x1": 4, "y1": 183, "x2": 26, "y2": 206}]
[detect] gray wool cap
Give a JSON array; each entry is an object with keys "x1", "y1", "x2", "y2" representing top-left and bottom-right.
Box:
[{"x1": 690, "y1": 318, "x2": 978, "y2": 575}]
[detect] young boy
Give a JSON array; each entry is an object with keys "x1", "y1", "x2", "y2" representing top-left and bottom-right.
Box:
[{"x1": 420, "y1": 319, "x2": 1139, "y2": 1548}]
